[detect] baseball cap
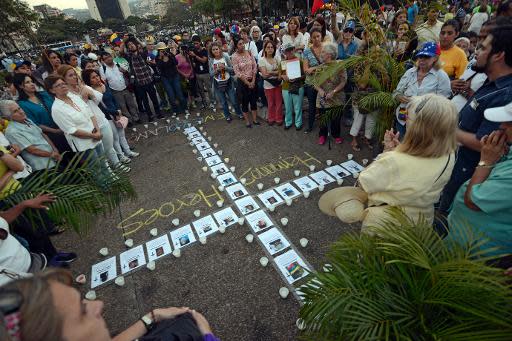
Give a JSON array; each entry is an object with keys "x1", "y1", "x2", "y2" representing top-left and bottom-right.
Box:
[
  {"x1": 344, "y1": 20, "x2": 356, "y2": 32},
  {"x1": 415, "y1": 42, "x2": 441, "y2": 58},
  {"x1": 14, "y1": 60, "x2": 31, "y2": 70},
  {"x1": 484, "y1": 102, "x2": 512, "y2": 122}
]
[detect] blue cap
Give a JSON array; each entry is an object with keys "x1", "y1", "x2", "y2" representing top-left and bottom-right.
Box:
[
  {"x1": 14, "y1": 60, "x2": 31, "y2": 70},
  {"x1": 344, "y1": 20, "x2": 356, "y2": 31},
  {"x1": 415, "y1": 42, "x2": 440, "y2": 58}
]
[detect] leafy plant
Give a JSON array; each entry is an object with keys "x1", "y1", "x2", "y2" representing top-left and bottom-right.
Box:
[
  {"x1": 299, "y1": 208, "x2": 512, "y2": 340},
  {"x1": 2, "y1": 152, "x2": 136, "y2": 235}
]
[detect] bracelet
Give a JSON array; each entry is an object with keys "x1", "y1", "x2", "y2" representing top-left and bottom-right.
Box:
[{"x1": 477, "y1": 164, "x2": 495, "y2": 169}]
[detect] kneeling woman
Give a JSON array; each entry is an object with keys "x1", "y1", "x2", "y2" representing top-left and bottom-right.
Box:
[
  {"x1": 320, "y1": 94, "x2": 457, "y2": 231},
  {"x1": 0, "y1": 269, "x2": 220, "y2": 341}
]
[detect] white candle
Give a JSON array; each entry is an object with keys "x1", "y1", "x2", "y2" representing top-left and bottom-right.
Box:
[
  {"x1": 238, "y1": 217, "x2": 245, "y2": 225},
  {"x1": 146, "y1": 261, "x2": 156, "y2": 271},
  {"x1": 241, "y1": 178, "x2": 247, "y2": 185},
  {"x1": 166, "y1": 119, "x2": 171, "y2": 123},
  {"x1": 274, "y1": 177, "x2": 280, "y2": 184},
  {"x1": 230, "y1": 166, "x2": 236, "y2": 172},
  {"x1": 214, "y1": 143, "x2": 218, "y2": 148},
  {"x1": 303, "y1": 191, "x2": 310, "y2": 198},
  {"x1": 218, "y1": 150, "x2": 223, "y2": 155},
  {"x1": 326, "y1": 160, "x2": 333, "y2": 166},
  {"x1": 337, "y1": 178, "x2": 344, "y2": 185},
  {"x1": 196, "y1": 112, "x2": 201, "y2": 117},
  {"x1": 99, "y1": 248, "x2": 109, "y2": 256},
  {"x1": 194, "y1": 210, "x2": 201, "y2": 217},
  {"x1": 279, "y1": 287, "x2": 289, "y2": 299},
  {"x1": 219, "y1": 226, "x2": 226, "y2": 234},
  {"x1": 318, "y1": 185, "x2": 325, "y2": 192},
  {"x1": 144, "y1": 124, "x2": 148, "y2": 129},
  {"x1": 172, "y1": 249, "x2": 181, "y2": 258},
  {"x1": 124, "y1": 239, "x2": 133, "y2": 248},
  {"x1": 280, "y1": 217, "x2": 289, "y2": 226},
  {"x1": 285, "y1": 199, "x2": 292, "y2": 206},
  {"x1": 85, "y1": 290, "x2": 97, "y2": 300},
  {"x1": 269, "y1": 205, "x2": 275, "y2": 212},
  {"x1": 218, "y1": 185, "x2": 224, "y2": 192},
  {"x1": 259, "y1": 256, "x2": 269, "y2": 267},
  {"x1": 309, "y1": 165, "x2": 315, "y2": 172},
  {"x1": 199, "y1": 126, "x2": 204, "y2": 131},
  {"x1": 224, "y1": 157, "x2": 229, "y2": 163},
  {"x1": 362, "y1": 158, "x2": 369, "y2": 166},
  {"x1": 208, "y1": 136, "x2": 212, "y2": 141},
  {"x1": 153, "y1": 121, "x2": 158, "y2": 126},
  {"x1": 216, "y1": 200, "x2": 224, "y2": 207},
  {"x1": 300, "y1": 238, "x2": 309, "y2": 247},
  {"x1": 132, "y1": 127, "x2": 137, "y2": 132},
  {"x1": 150, "y1": 228, "x2": 158, "y2": 236},
  {"x1": 353, "y1": 172, "x2": 359, "y2": 179},
  {"x1": 257, "y1": 183, "x2": 264, "y2": 190},
  {"x1": 294, "y1": 170, "x2": 300, "y2": 176},
  {"x1": 245, "y1": 234, "x2": 254, "y2": 243},
  {"x1": 115, "y1": 276, "x2": 125, "y2": 287},
  {"x1": 199, "y1": 236, "x2": 207, "y2": 244},
  {"x1": 202, "y1": 166, "x2": 208, "y2": 172},
  {"x1": 192, "y1": 149, "x2": 197, "y2": 154},
  {"x1": 210, "y1": 173, "x2": 217, "y2": 179},
  {"x1": 172, "y1": 218, "x2": 180, "y2": 226},
  {"x1": 347, "y1": 154, "x2": 353, "y2": 160}
]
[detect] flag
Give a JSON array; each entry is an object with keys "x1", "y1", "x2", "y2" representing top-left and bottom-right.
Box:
[
  {"x1": 312, "y1": 0, "x2": 328, "y2": 14},
  {"x1": 110, "y1": 33, "x2": 122, "y2": 46}
]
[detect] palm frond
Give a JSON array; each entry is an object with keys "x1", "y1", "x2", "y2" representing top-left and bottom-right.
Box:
[
  {"x1": 2, "y1": 152, "x2": 136, "y2": 234},
  {"x1": 299, "y1": 208, "x2": 512, "y2": 340}
]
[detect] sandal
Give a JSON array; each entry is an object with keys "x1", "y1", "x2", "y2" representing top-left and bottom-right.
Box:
[
  {"x1": 351, "y1": 141, "x2": 361, "y2": 152},
  {"x1": 362, "y1": 137, "x2": 374, "y2": 150}
]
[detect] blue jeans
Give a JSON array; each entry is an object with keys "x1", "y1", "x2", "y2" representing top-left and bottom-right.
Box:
[
  {"x1": 214, "y1": 81, "x2": 243, "y2": 119},
  {"x1": 162, "y1": 75, "x2": 186, "y2": 114},
  {"x1": 282, "y1": 88, "x2": 304, "y2": 128}
]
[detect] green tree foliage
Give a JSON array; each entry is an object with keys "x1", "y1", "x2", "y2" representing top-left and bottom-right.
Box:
[
  {"x1": 0, "y1": 0, "x2": 39, "y2": 50},
  {"x1": 37, "y1": 15, "x2": 86, "y2": 43},
  {"x1": 83, "y1": 18, "x2": 103, "y2": 31},
  {"x1": 299, "y1": 208, "x2": 512, "y2": 340}
]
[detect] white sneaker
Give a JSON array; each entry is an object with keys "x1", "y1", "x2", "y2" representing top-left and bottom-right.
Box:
[
  {"x1": 120, "y1": 165, "x2": 131, "y2": 173},
  {"x1": 128, "y1": 151, "x2": 140, "y2": 158},
  {"x1": 120, "y1": 156, "x2": 131, "y2": 163}
]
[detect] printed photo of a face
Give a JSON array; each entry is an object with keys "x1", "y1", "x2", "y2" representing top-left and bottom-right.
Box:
[
  {"x1": 257, "y1": 219, "x2": 267, "y2": 228},
  {"x1": 234, "y1": 190, "x2": 244, "y2": 197},
  {"x1": 155, "y1": 246, "x2": 164, "y2": 257},
  {"x1": 217, "y1": 168, "x2": 227, "y2": 175},
  {"x1": 223, "y1": 178, "x2": 235, "y2": 185},
  {"x1": 269, "y1": 239, "x2": 284, "y2": 252},
  {"x1": 202, "y1": 224, "x2": 212, "y2": 233},
  {"x1": 245, "y1": 204, "x2": 254, "y2": 212},
  {"x1": 283, "y1": 188, "x2": 294, "y2": 196},
  {"x1": 179, "y1": 235, "x2": 190, "y2": 246},
  {"x1": 268, "y1": 196, "x2": 277, "y2": 204},
  {"x1": 100, "y1": 271, "x2": 108, "y2": 282},
  {"x1": 128, "y1": 259, "x2": 139, "y2": 269},
  {"x1": 223, "y1": 216, "x2": 234, "y2": 225}
]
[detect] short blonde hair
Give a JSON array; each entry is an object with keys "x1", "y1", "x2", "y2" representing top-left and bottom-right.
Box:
[{"x1": 397, "y1": 94, "x2": 458, "y2": 158}]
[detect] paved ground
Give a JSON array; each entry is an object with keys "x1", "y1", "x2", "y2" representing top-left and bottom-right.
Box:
[{"x1": 52, "y1": 107, "x2": 374, "y2": 340}]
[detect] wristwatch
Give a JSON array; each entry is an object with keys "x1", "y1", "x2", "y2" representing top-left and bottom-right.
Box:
[{"x1": 140, "y1": 311, "x2": 155, "y2": 331}]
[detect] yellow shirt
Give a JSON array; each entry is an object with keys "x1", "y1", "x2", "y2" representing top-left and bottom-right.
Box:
[
  {"x1": 0, "y1": 146, "x2": 21, "y2": 200},
  {"x1": 358, "y1": 151, "x2": 454, "y2": 230},
  {"x1": 440, "y1": 45, "x2": 468, "y2": 79}
]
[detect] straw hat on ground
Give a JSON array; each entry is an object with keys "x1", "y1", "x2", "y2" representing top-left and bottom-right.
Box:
[{"x1": 318, "y1": 187, "x2": 368, "y2": 223}]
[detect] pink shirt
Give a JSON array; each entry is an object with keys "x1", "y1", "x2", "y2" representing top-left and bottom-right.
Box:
[
  {"x1": 232, "y1": 51, "x2": 257, "y2": 81},
  {"x1": 176, "y1": 54, "x2": 194, "y2": 78}
]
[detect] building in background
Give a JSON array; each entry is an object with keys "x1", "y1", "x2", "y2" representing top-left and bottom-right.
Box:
[
  {"x1": 149, "y1": 0, "x2": 169, "y2": 18},
  {"x1": 86, "y1": 0, "x2": 131, "y2": 22},
  {"x1": 33, "y1": 4, "x2": 63, "y2": 18}
]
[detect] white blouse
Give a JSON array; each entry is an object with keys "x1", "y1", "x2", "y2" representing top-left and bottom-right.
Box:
[{"x1": 51, "y1": 92, "x2": 100, "y2": 152}]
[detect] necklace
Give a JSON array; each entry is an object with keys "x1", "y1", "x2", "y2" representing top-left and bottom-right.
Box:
[{"x1": 61, "y1": 96, "x2": 81, "y2": 112}]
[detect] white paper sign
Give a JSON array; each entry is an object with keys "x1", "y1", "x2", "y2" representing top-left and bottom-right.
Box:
[
  {"x1": 234, "y1": 196, "x2": 260, "y2": 215},
  {"x1": 293, "y1": 176, "x2": 319, "y2": 192},
  {"x1": 258, "y1": 227, "x2": 290, "y2": 255},
  {"x1": 146, "y1": 235, "x2": 172, "y2": 262},
  {"x1": 192, "y1": 136, "x2": 207, "y2": 145},
  {"x1": 91, "y1": 256, "x2": 117, "y2": 288},
  {"x1": 225, "y1": 183, "x2": 249, "y2": 200},
  {"x1": 257, "y1": 189, "x2": 284, "y2": 209},
  {"x1": 192, "y1": 215, "x2": 219, "y2": 238},
  {"x1": 120, "y1": 245, "x2": 147, "y2": 274},
  {"x1": 274, "y1": 249, "x2": 311, "y2": 284},
  {"x1": 217, "y1": 172, "x2": 237, "y2": 186},
  {"x1": 340, "y1": 160, "x2": 365, "y2": 174},
  {"x1": 213, "y1": 207, "x2": 239, "y2": 228},
  {"x1": 205, "y1": 155, "x2": 222, "y2": 166},
  {"x1": 285, "y1": 59, "x2": 302, "y2": 80},
  {"x1": 310, "y1": 170, "x2": 335, "y2": 185},
  {"x1": 170, "y1": 224, "x2": 197, "y2": 249},
  {"x1": 184, "y1": 127, "x2": 198, "y2": 134},
  {"x1": 200, "y1": 147, "x2": 216, "y2": 158},
  {"x1": 211, "y1": 163, "x2": 229, "y2": 176},
  {"x1": 275, "y1": 183, "x2": 301, "y2": 199},
  {"x1": 189, "y1": 132, "x2": 202, "y2": 139},
  {"x1": 325, "y1": 165, "x2": 351, "y2": 179}
]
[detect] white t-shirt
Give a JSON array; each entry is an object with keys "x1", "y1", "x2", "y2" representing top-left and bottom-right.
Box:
[
  {"x1": 52, "y1": 92, "x2": 100, "y2": 152},
  {"x1": 101, "y1": 64, "x2": 127, "y2": 91},
  {"x1": 282, "y1": 32, "x2": 306, "y2": 50},
  {"x1": 451, "y1": 58, "x2": 488, "y2": 112},
  {"x1": 83, "y1": 85, "x2": 109, "y2": 128},
  {"x1": 258, "y1": 57, "x2": 280, "y2": 89},
  {"x1": 212, "y1": 58, "x2": 230, "y2": 82},
  {"x1": 0, "y1": 217, "x2": 31, "y2": 286},
  {"x1": 468, "y1": 12, "x2": 489, "y2": 34}
]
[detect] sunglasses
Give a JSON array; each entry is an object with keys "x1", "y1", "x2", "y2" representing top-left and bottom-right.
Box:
[{"x1": 344, "y1": 28, "x2": 354, "y2": 33}]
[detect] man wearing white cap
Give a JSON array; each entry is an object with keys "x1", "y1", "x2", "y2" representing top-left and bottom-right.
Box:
[{"x1": 448, "y1": 101, "x2": 512, "y2": 261}]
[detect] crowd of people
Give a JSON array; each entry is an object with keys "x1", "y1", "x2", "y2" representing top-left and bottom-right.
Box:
[{"x1": 1, "y1": 0, "x2": 512, "y2": 339}]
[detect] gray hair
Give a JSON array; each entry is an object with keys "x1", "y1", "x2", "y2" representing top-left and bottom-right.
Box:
[
  {"x1": 0, "y1": 100, "x2": 17, "y2": 118},
  {"x1": 321, "y1": 42, "x2": 338, "y2": 60}
]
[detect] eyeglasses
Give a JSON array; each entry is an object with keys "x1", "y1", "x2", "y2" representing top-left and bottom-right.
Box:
[{"x1": 52, "y1": 82, "x2": 67, "y2": 89}]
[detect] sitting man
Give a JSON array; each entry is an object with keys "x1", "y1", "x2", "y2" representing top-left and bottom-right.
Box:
[
  {"x1": 0, "y1": 100, "x2": 61, "y2": 173},
  {"x1": 448, "y1": 101, "x2": 512, "y2": 266}
]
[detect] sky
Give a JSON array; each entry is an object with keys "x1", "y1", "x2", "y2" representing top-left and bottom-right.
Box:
[{"x1": 25, "y1": 0, "x2": 88, "y2": 10}]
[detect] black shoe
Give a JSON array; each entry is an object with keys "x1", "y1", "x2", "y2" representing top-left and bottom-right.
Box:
[
  {"x1": 304, "y1": 127, "x2": 312, "y2": 134},
  {"x1": 253, "y1": 121, "x2": 261, "y2": 126},
  {"x1": 148, "y1": 116, "x2": 155, "y2": 122},
  {"x1": 50, "y1": 252, "x2": 77, "y2": 266},
  {"x1": 284, "y1": 125, "x2": 291, "y2": 130},
  {"x1": 296, "y1": 125, "x2": 303, "y2": 131}
]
